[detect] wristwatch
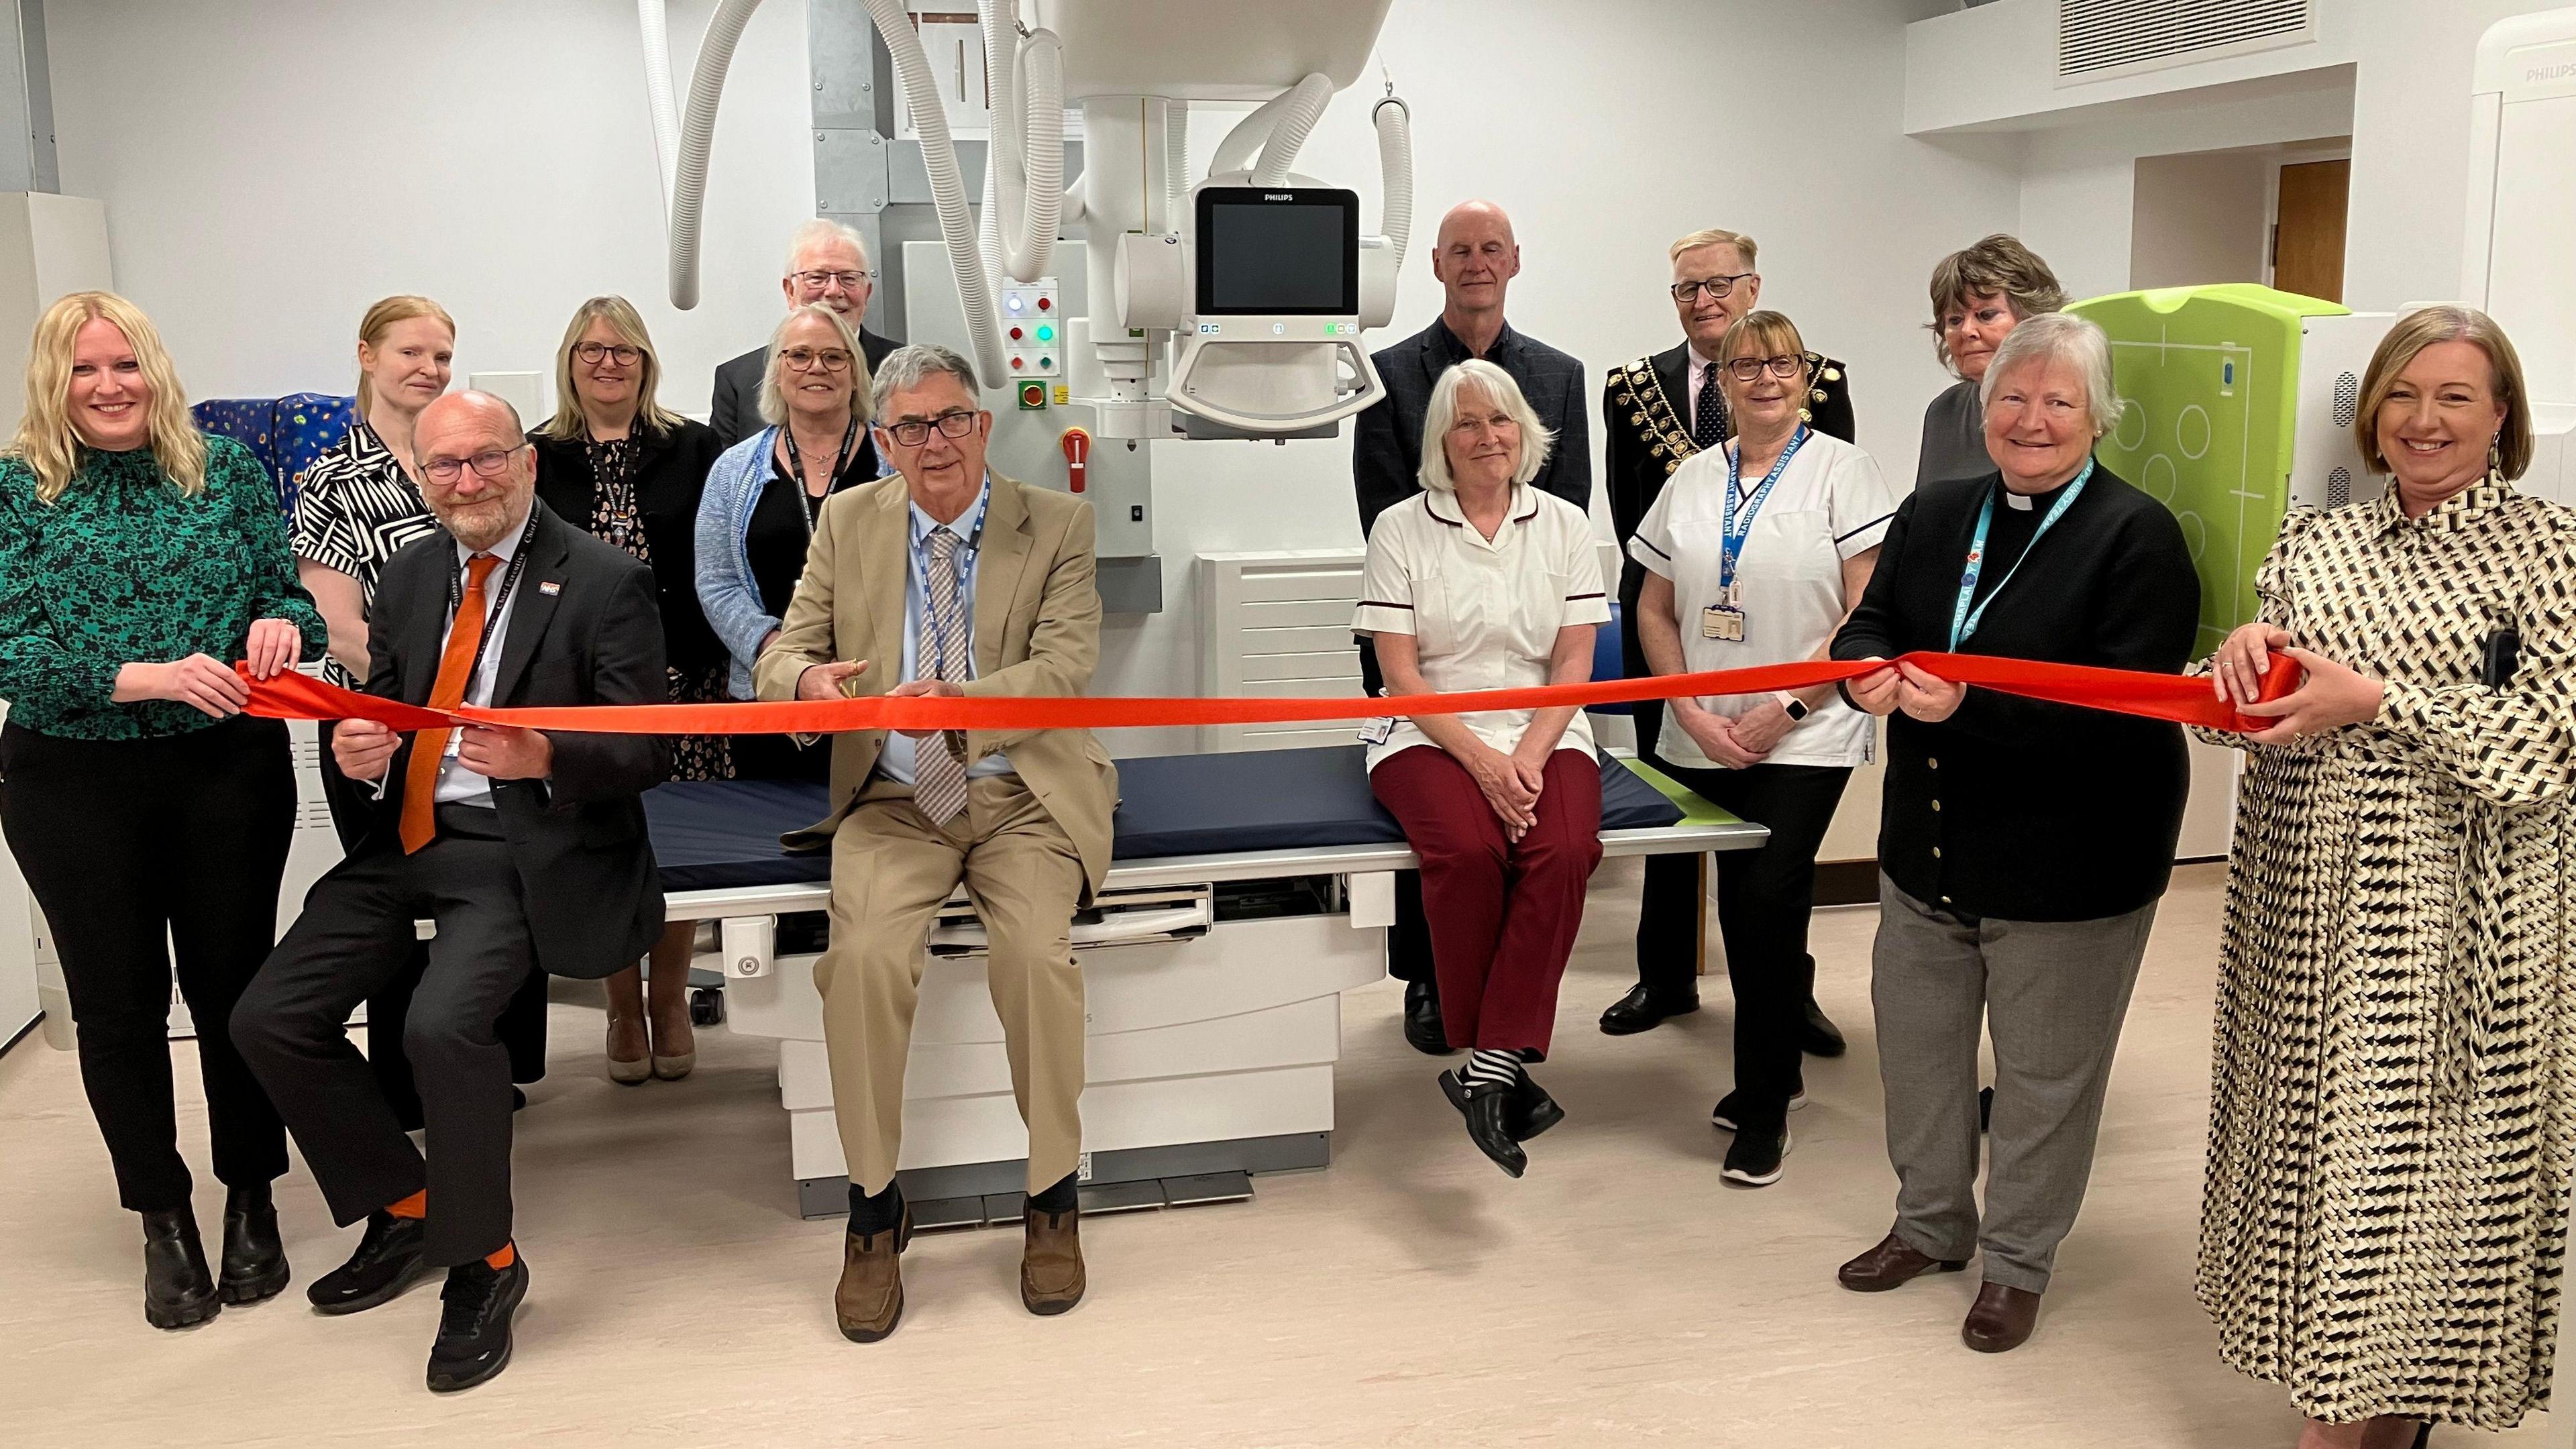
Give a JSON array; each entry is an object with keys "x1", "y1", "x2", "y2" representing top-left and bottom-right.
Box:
[{"x1": 1775, "y1": 692, "x2": 1811, "y2": 722}]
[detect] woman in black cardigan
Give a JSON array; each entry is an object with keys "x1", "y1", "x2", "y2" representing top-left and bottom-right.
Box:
[
  {"x1": 531, "y1": 296, "x2": 724, "y2": 1084},
  {"x1": 1828, "y1": 311, "x2": 2199, "y2": 1356}
]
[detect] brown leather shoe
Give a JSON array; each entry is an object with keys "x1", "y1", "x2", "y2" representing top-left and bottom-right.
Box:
[
  {"x1": 834, "y1": 1210, "x2": 910, "y2": 1343},
  {"x1": 1961, "y1": 1281, "x2": 2041, "y2": 1352},
  {"x1": 1020, "y1": 1208, "x2": 1085, "y2": 1316},
  {"x1": 1837, "y1": 1230, "x2": 1969, "y2": 1293}
]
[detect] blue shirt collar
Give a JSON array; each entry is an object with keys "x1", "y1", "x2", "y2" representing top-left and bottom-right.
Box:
[{"x1": 908, "y1": 474, "x2": 991, "y2": 553}]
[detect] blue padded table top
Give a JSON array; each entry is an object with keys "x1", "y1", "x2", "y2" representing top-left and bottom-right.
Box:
[{"x1": 647, "y1": 745, "x2": 1684, "y2": 894}]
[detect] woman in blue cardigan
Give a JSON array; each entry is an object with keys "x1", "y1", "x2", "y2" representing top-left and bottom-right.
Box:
[{"x1": 694, "y1": 303, "x2": 877, "y2": 780}]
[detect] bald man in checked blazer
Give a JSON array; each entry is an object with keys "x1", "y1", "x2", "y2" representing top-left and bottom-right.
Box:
[{"x1": 755, "y1": 343, "x2": 1114, "y2": 1343}]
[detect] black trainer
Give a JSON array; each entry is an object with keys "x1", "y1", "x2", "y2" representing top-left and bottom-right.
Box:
[
  {"x1": 307, "y1": 1210, "x2": 433, "y2": 1315},
  {"x1": 426, "y1": 1254, "x2": 528, "y2": 1393},
  {"x1": 218, "y1": 1183, "x2": 290, "y2": 1305},
  {"x1": 1710, "y1": 1090, "x2": 1809, "y2": 1133},
  {"x1": 1721, "y1": 1126, "x2": 1792, "y2": 1187}
]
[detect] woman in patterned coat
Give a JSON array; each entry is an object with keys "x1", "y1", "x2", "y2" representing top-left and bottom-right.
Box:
[{"x1": 2202, "y1": 306, "x2": 2572, "y2": 1448}]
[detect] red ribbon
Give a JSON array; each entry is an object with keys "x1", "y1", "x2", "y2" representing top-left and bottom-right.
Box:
[{"x1": 238, "y1": 652, "x2": 2296, "y2": 735}]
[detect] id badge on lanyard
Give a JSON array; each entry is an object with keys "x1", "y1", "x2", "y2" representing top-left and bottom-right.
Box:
[{"x1": 1707, "y1": 427, "x2": 1806, "y2": 643}]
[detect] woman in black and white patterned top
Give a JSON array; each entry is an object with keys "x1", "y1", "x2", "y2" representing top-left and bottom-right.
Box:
[
  {"x1": 2201, "y1": 307, "x2": 2576, "y2": 1446},
  {"x1": 531, "y1": 296, "x2": 724, "y2": 1084}
]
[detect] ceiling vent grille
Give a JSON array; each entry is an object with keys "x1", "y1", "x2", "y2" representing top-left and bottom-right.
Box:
[{"x1": 2058, "y1": 0, "x2": 2314, "y2": 82}]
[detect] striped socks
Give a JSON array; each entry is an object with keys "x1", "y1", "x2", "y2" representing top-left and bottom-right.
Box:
[{"x1": 1463, "y1": 1048, "x2": 1533, "y2": 1091}]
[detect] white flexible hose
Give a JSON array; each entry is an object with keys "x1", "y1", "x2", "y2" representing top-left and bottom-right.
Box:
[
  {"x1": 637, "y1": 0, "x2": 681, "y2": 215},
  {"x1": 859, "y1": 0, "x2": 1005, "y2": 382},
  {"x1": 663, "y1": 0, "x2": 764, "y2": 310},
  {"x1": 979, "y1": 1, "x2": 1061, "y2": 284},
  {"x1": 1208, "y1": 88, "x2": 1293, "y2": 178},
  {"x1": 1250, "y1": 72, "x2": 1333, "y2": 186},
  {"x1": 1373, "y1": 95, "x2": 1412, "y2": 267},
  {"x1": 1165, "y1": 101, "x2": 1191, "y2": 223}
]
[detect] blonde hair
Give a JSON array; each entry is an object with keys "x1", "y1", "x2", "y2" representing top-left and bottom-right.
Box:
[
  {"x1": 2355, "y1": 305, "x2": 2534, "y2": 480},
  {"x1": 757, "y1": 305, "x2": 872, "y2": 429},
  {"x1": 1925, "y1": 235, "x2": 2066, "y2": 375},
  {"x1": 10, "y1": 291, "x2": 206, "y2": 504},
  {"x1": 1669, "y1": 227, "x2": 1757, "y2": 270},
  {"x1": 537, "y1": 296, "x2": 687, "y2": 440},
  {"x1": 1418, "y1": 358, "x2": 1554, "y2": 494},
  {"x1": 353, "y1": 294, "x2": 455, "y2": 414}
]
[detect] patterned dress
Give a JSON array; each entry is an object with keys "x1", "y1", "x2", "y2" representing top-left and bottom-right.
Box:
[
  {"x1": 2198, "y1": 481, "x2": 2576, "y2": 1429},
  {"x1": 292, "y1": 419, "x2": 437, "y2": 688},
  {"x1": 586, "y1": 437, "x2": 731, "y2": 782}
]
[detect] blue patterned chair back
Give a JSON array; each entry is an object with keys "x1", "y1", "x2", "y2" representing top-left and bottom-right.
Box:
[{"x1": 191, "y1": 392, "x2": 357, "y2": 516}]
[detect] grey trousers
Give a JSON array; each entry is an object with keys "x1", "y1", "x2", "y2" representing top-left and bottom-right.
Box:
[{"x1": 1870, "y1": 875, "x2": 2155, "y2": 1294}]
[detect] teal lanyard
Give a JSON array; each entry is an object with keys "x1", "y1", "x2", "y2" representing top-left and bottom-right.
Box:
[
  {"x1": 1723, "y1": 426, "x2": 1807, "y2": 592},
  {"x1": 1948, "y1": 460, "x2": 2092, "y2": 650}
]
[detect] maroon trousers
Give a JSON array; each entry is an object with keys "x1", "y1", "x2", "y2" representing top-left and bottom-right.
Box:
[{"x1": 1371, "y1": 746, "x2": 1602, "y2": 1057}]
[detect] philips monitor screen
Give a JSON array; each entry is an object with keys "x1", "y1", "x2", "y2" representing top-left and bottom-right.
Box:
[{"x1": 1196, "y1": 188, "x2": 1359, "y2": 316}]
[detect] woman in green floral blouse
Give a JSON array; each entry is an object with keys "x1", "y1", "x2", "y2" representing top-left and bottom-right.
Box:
[{"x1": 0, "y1": 291, "x2": 323, "y2": 1330}]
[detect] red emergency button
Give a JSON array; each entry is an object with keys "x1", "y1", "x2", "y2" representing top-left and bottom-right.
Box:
[{"x1": 1061, "y1": 426, "x2": 1091, "y2": 493}]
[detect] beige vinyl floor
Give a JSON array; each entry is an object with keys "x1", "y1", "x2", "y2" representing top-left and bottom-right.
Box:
[{"x1": 0, "y1": 859, "x2": 2553, "y2": 1448}]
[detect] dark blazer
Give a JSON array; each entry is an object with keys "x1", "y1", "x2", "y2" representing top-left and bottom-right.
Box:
[
  {"x1": 708, "y1": 326, "x2": 901, "y2": 449},
  {"x1": 1831, "y1": 464, "x2": 2199, "y2": 923},
  {"x1": 531, "y1": 417, "x2": 725, "y2": 678},
  {"x1": 1604, "y1": 342, "x2": 1856, "y2": 608},
  {"x1": 1351, "y1": 316, "x2": 1590, "y2": 538},
  {"x1": 354, "y1": 500, "x2": 674, "y2": 979}
]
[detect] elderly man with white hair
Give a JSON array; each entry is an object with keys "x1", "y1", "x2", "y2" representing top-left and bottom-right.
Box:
[
  {"x1": 1828, "y1": 311, "x2": 2200, "y2": 1356},
  {"x1": 708, "y1": 218, "x2": 901, "y2": 448}
]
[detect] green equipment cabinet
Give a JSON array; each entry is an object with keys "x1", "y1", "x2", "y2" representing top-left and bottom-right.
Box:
[{"x1": 2068, "y1": 284, "x2": 2390, "y2": 657}]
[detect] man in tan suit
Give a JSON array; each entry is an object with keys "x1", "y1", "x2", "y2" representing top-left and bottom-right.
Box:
[{"x1": 754, "y1": 343, "x2": 1116, "y2": 1343}]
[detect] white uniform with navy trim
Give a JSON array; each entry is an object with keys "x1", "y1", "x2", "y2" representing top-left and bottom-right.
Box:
[
  {"x1": 1354, "y1": 484, "x2": 1613, "y2": 773},
  {"x1": 1628, "y1": 431, "x2": 1895, "y2": 770}
]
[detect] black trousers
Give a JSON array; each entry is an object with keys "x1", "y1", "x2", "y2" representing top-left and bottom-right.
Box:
[
  {"x1": 234, "y1": 806, "x2": 539, "y2": 1266},
  {"x1": 1637, "y1": 756, "x2": 1851, "y2": 1134},
  {"x1": 316, "y1": 722, "x2": 545, "y2": 1119},
  {"x1": 0, "y1": 716, "x2": 294, "y2": 1212},
  {"x1": 1355, "y1": 637, "x2": 1437, "y2": 989}
]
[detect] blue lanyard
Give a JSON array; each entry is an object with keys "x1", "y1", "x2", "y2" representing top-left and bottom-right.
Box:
[
  {"x1": 1949, "y1": 460, "x2": 2092, "y2": 650},
  {"x1": 911, "y1": 500, "x2": 986, "y2": 682},
  {"x1": 1723, "y1": 426, "x2": 1807, "y2": 592}
]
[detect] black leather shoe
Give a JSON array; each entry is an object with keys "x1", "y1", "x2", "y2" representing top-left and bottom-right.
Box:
[
  {"x1": 1721, "y1": 1126, "x2": 1792, "y2": 1186},
  {"x1": 1599, "y1": 983, "x2": 1699, "y2": 1036},
  {"x1": 308, "y1": 1210, "x2": 433, "y2": 1316},
  {"x1": 1401, "y1": 979, "x2": 1454, "y2": 1056},
  {"x1": 1442, "y1": 1070, "x2": 1526, "y2": 1178},
  {"x1": 141, "y1": 1205, "x2": 221, "y2": 1330},
  {"x1": 427, "y1": 1254, "x2": 528, "y2": 1393},
  {"x1": 1799, "y1": 997, "x2": 1847, "y2": 1057},
  {"x1": 218, "y1": 1183, "x2": 290, "y2": 1305},
  {"x1": 1439, "y1": 1067, "x2": 1564, "y2": 1142}
]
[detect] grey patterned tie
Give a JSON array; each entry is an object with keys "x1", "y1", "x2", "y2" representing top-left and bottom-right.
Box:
[{"x1": 913, "y1": 528, "x2": 971, "y2": 824}]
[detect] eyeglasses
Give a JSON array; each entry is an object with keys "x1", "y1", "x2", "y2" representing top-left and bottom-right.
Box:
[
  {"x1": 1721, "y1": 354, "x2": 1807, "y2": 382},
  {"x1": 780, "y1": 347, "x2": 855, "y2": 374},
  {"x1": 791, "y1": 270, "x2": 870, "y2": 292},
  {"x1": 574, "y1": 342, "x2": 644, "y2": 366},
  {"x1": 883, "y1": 409, "x2": 979, "y2": 447},
  {"x1": 421, "y1": 445, "x2": 525, "y2": 484},
  {"x1": 1670, "y1": 272, "x2": 1756, "y2": 303}
]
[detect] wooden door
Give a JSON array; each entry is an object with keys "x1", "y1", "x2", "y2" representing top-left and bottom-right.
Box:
[{"x1": 2272, "y1": 159, "x2": 2349, "y2": 304}]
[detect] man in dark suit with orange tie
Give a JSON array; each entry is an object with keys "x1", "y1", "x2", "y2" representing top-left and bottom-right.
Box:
[{"x1": 233, "y1": 391, "x2": 671, "y2": 1393}]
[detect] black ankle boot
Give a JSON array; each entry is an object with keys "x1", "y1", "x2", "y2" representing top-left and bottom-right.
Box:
[
  {"x1": 219, "y1": 1183, "x2": 290, "y2": 1304},
  {"x1": 141, "y1": 1205, "x2": 221, "y2": 1330}
]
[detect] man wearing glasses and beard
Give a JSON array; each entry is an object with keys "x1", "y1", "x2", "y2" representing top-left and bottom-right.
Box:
[
  {"x1": 708, "y1": 219, "x2": 902, "y2": 448},
  {"x1": 1597, "y1": 228, "x2": 1857, "y2": 1044}
]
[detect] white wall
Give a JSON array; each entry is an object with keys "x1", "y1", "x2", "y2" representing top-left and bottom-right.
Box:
[
  {"x1": 2127, "y1": 150, "x2": 2270, "y2": 291},
  {"x1": 48, "y1": 0, "x2": 819, "y2": 415}
]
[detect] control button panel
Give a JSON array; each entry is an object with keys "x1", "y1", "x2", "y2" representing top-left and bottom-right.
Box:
[{"x1": 1002, "y1": 280, "x2": 1060, "y2": 380}]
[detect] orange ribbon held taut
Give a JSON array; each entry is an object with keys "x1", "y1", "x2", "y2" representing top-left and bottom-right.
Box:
[{"x1": 238, "y1": 652, "x2": 2300, "y2": 737}]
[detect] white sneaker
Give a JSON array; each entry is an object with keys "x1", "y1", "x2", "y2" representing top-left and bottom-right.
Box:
[{"x1": 1710, "y1": 1091, "x2": 1809, "y2": 1132}]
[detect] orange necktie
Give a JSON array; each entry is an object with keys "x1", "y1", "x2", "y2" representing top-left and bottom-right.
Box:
[{"x1": 399, "y1": 553, "x2": 500, "y2": 854}]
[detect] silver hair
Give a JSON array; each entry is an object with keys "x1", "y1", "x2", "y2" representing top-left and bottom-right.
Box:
[
  {"x1": 1417, "y1": 359, "x2": 1554, "y2": 494},
  {"x1": 782, "y1": 217, "x2": 869, "y2": 277},
  {"x1": 869, "y1": 343, "x2": 981, "y2": 420},
  {"x1": 757, "y1": 305, "x2": 871, "y2": 429},
  {"x1": 1980, "y1": 310, "x2": 2122, "y2": 437}
]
